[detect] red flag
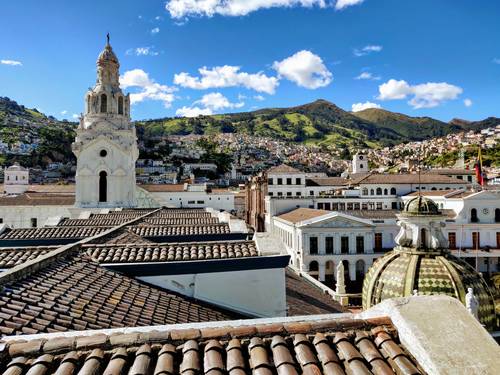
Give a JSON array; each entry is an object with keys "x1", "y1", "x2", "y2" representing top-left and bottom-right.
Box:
[{"x1": 475, "y1": 148, "x2": 484, "y2": 186}]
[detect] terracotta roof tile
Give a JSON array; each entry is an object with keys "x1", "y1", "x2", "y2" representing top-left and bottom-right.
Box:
[
  {"x1": 276, "y1": 208, "x2": 330, "y2": 224},
  {"x1": 0, "y1": 246, "x2": 59, "y2": 268},
  {"x1": 84, "y1": 240, "x2": 259, "y2": 263},
  {"x1": 0, "y1": 320, "x2": 422, "y2": 375},
  {"x1": 0, "y1": 193, "x2": 75, "y2": 206},
  {"x1": 267, "y1": 165, "x2": 302, "y2": 175},
  {"x1": 129, "y1": 224, "x2": 231, "y2": 237},
  {"x1": 0, "y1": 256, "x2": 239, "y2": 335},
  {"x1": 306, "y1": 177, "x2": 349, "y2": 186}
]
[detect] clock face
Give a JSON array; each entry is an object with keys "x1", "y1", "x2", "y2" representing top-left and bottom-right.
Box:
[{"x1": 483, "y1": 208, "x2": 489, "y2": 215}]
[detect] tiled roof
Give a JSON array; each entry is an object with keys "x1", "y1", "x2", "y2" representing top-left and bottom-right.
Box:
[
  {"x1": 0, "y1": 246, "x2": 57, "y2": 268},
  {"x1": 142, "y1": 217, "x2": 219, "y2": 225},
  {"x1": 84, "y1": 240, "x2": 259, "y2": 263},
  {"x1": 285, "y1": 270, "x2": 345, "y2": 316},
  {"x1": 58, "y1": 218, "x2": 132, "y2": 227},
  {"x1": 130, "y1": 224, "x2": 231, "y2": 237},
  {"x1": 276, "y1": 208, "x2": 330, "y2": 224},
  {"x1": 0, "y1": 316, "x2": 423, "y2": 375},
  {"x1": 0, "y1": 226, "x2": 110, "y2": 240},
  {"x1": 267, "y1": 164, "x2": 302, "y2": 175},
  {"x1": 150, "y1": 209, "x2": 212, "y2": 218},
  {"x1": 101, "y1": 231, "x2": 154, "y2": 245},
  {"x1": 26, "y1": 184, "x2": 76, "y2": 193},
  {"x1": 306, "y1": 177, "x2": 349, "y2": 186},
  {"x1": 0, "y1": 193, "x2": 75, "y2": 206},
  {"x1": 358, "y1": 174, "x2": 467, "y2": 185},
  {"x1": 406, "y1": 190, "x2": 459, "y2": 197},
  {"x1": 0, "y1": 255, "x2": 239, "y2": 336},
  {"x1": 425, "y1": 168, "x2": 475, "y2": 175}
]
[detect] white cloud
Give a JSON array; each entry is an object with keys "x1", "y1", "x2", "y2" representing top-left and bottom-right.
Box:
[
  {"x1": 60, "y1": 110, "x2": 68, "y2": 115},
  {"x1": 378, "y1": 79, "x2": 463, "y2": 109},
  {"x1": 151, "y1": 27, "x2": 160, "y2": 34},
  {"x1": 1, "y1": 59, "x2": 22, "y2": 66},
  {"x1": 176, "y1": 106, "x2": 213, "y2": 117},
  {"x1": 464, "y1": 98, "x2": 473, "y2": 107},
  {"x1": 351, "y1": 101, "x2": 381, "y2": 112},
  {"x1": 493, "y1": 58, "x2": 500, "y2": 64},
  {"x1": 355, "y1": 71, "x2": 380, "y2": 80},
  {"x1": 254, "y1": 95, "x2": 265, "y2": 101},
  {"x1": 176, "y1": 92, "x2": 244, "y2": 117},
  {"x1": 335, "y1": 0, "x2": 364, "y2": 10},
  {"x1": 120, "y1": 69, "x2": 177, "y2": 107},
  {"x1": 273, "y1": 50, "x2": 332, "y2": 89},
  {"x1": 174, "y1": 65, "x2": 279, "y2": 94},
  {"x1": 166, "y1": 0, "x2": 337, "y2": 18},
  {"x1": 353, "y1": 45, "x2": 382, "y2": 57},
  {"x1": 72, "y1": 114, "x2": 79, "y2": 119},
  {"x1": 126, "y1": 47, "x2": 159, "y2": 56},
  {"x1": 196, "y1": 92, "x2": 244, "y2": 110}
]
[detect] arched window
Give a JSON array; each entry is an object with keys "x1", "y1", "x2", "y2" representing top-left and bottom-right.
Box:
[
  {"x1": 496, "y1": 208, "x2": 500, "y2": 223},
  {"x1": 471, "y1": 208, "x2": 479, "y2": 223},
  {"x1": 431, "y1": 187, "x2": 437, "y2": 191},
  {"x1": 356, "y1": 260, "x2": 366, "y2": 280},
  {"x1": 370, "y1": 189, "x2": 374, "y2": 195},
  {"x1": 118, "y1": 96, "x2": 124, "y2": 115},
  {"x1": 383, "y1": 188, "x2": 388, "y2": 195},
  {"x1": 376, "y1": 187, "x2": 382, "y2": 195},
  {"x1": 99, "y1": 171, "x2": 107, "y2": 202},
  {"x1": 309, "y1": 261, "x2": 319, "y2": 272},
  {"x1": 390, "y1": 187, "x2": 396, "y2": 195},
  {"x1": 100, "y1": 93, "x2": 107, "y2": 113},
  {"x1": 362, "y1": 188, "x2": 368, "y2": 195}
]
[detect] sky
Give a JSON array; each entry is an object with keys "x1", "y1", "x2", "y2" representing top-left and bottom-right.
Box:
[{"x1": 1, "y1": 0, "x2": 500, "y2": 122}]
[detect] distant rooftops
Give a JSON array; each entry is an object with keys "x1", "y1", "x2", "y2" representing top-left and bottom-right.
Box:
[{"x1": 266, "y1": 164, "x2": 302, "y2": 174}]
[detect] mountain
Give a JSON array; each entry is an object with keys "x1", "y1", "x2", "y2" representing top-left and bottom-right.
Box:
[
  {"x1": 352, "y1": 108, "x2": 464, "y2": 140},
  {"x1": 137, "y1": 99, "x2": 482, "y2": 149},
  {"x1": 0, "y1": 97, "x2": 76, "y2": 167},
  {"x1": 450, "y1": 116, "x2": 500, "y2": 130}
]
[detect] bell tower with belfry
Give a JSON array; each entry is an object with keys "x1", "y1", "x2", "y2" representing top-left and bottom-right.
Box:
[{"x1": 72, "y1": 35, "x2": 138, "y2": 208}]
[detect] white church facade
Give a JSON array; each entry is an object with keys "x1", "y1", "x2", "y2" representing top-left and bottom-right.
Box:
[{"x1": 72, "y1": 35, "x2": 138, "y2": 208}]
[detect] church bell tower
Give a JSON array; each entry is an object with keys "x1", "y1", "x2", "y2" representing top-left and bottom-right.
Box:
[{"x1": 72, "y1": 35, "x2": 138, "y2": 208}]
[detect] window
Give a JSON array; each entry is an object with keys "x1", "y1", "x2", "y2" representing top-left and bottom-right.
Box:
[
  {"x1": 384, "y1": 188, "x2": 388, "y2": 195},
  {"x1": 420, "y1": 228, "x2": 427, "y2": 248},
  {"x1": 347, "y1": 203, "x2": 353, "y2": 210},
  {"x1": 332, "y1": 203, "x2": 339, "y2": 211},
  {"x1": 197, "y1": 200, "x2": 204, "y2": 204},
  {"x1": 30, "y1": 218, "x2": 37, "y2": 228},
  {"x1": 99, "y1": 171, "x2": 107, "y2": 202},
  {"x1": 472, "y1": 232, "x2": 480, "y2": 249},
  {"x1": 390, "y1": 187, "x2": 396, "y2": 195},
  {"x1": 318, "y1": 203, "x2": 324, "y2": 210},
  {"x1": 362, "y1": 203, "x2": 368, "y2": 210},
  {"x1": 495, "y1": 209, "x2": 500, "y2": 223},
  {"x1": 496, "y1": 232, "x2": 500, "y2": 249},
  {"x1": 448, "y1": 232, "x2": 456, "y2": 249},
  {"x1": 286, "y1": 178, "x2": 292, "y2": 185},
  {"x1": 309, "y1": 237, "x2": 318, "y2": 255},
  {"x1": 356, "y1": 236, "x2": 364, "y2": 254},
  {"x1": 277, "y1": 192, "x2": 283, "y2": 197},
  {"x1": 374, "y1": 233, "x2": 383, "y2": 250},
  {"x1": 340, "y1": 237, "x2": 349, "y2": 254},
  {"x1": 296, "y1": 192, "x2": 301, "y2": 196},
  {"x1": 370, "y1": 189, "x2": 374, "y2": 195},
  {"x1": 309, "y1": 191, "x2": 314, "y2": 196},
  {"x1": 295, "y1": 178, "x2": 301, "y2": 185},
  {"x1": 268, "y1": 192, "x2": 273, "y2": 196},
  {"x1": 376, "y1": 202, "x2": 383, "y2": 210},
  {"x1": 354, "y1": 203, "x2": 360, "y2": 210},
  {"x1": 0, "y1": 218, "x2": 3, "y2": 224},
  {"x1": 325, "y1": 237, "x2": 334, "y2": 254},
  {"x1": 392, "y1": 202, "x2": 398, "y2": 209},
  {"x1": 277, "y1": 178, "x2": 283, "y2": 185},
  {"x1": 360, "y1": 163, "x2": 364, "y2": 169},
  {"x1": 339, "y1": 203, "x2": 345, "y2": 211},
  {"x1": 100, "y1": 93, "x2": 107, "y2": 113},
  {"x1": 468, "y1": 176, "x2": 472, "y2": 182},
  {"x1": 118, "y1": 96, "x2": 124, "y2": 114},
  {"x1": 286, "y1": 192, "x2": 292, "y2": 196},
  {"x1": 471, "y1": 208, "x2": 479, "y2": 223},
  {"x1": 100, "y1": 149, "x2": 107, "y2": 157},
  {"x1": 376, "y1": 188, "x2": 382, "y2": 195},
  {"x1": 188, "y1": 200, "x2": 195, "y2": 204},
  {"x1": 362, "y1": 188, "x2": 368, "y2": 195},
  {"x1": 268, "y1": 178, "x2": 273, "y2": 185}
]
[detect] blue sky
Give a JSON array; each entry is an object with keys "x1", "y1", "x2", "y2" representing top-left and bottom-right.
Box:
[{"x1": 1, "y1": 0, "x2": 499, "y2": 122}]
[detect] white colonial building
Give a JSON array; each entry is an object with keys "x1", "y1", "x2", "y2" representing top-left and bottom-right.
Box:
[
  {"x1": 72, "y1": 35, "x2": 138, "y2": 208},
  {"x1": 3, "y1": 164, "x2": 29, "y2": 195}
]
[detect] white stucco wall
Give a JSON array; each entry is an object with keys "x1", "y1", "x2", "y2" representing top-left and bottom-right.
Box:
[{"x1": 138, "y1": 267, "x2": 287, "y2": 318}]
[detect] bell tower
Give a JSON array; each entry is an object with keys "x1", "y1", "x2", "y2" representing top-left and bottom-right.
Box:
[{"x1": 72, "y1": 35, "x2": 138, "y2": 208}]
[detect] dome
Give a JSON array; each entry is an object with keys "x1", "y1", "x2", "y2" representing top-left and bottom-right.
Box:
[
  {"x1": 403, "y1": 195, "x2": 441, "y2": 216},
  {"x1": 97, "y1": 37, "x2": 118, "y2": 65},
  {"x1": 362, "y1": 248, "x2": 496, "y2": 330}
]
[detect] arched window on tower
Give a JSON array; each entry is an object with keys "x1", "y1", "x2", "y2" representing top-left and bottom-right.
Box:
[
  {"x1": 99, "y1": 171, "x2": 107, "y2": 203},
  {"x1": 118, "y1": 96, "x2": 124, "y2": 115},
  {"x1": 390, "y1": 187, "x2": 396, "y2": 195},
  {"x1": 100, "y1": 94, "x2": 107, "y2": 113},
  {"x1": 420, "y1": 228, "x2": 427, "y2": 248},
  {"x1": 495, "y1": 208, "x2": 500, "y2": 223},
  {"x1": 471, "y1": 208, "x2": 479, "y2": 223}
]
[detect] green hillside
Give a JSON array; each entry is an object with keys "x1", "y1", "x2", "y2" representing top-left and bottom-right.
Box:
[{"x1": 352, "y1": 108, "x2": 463, "y2": 140}]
